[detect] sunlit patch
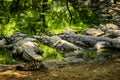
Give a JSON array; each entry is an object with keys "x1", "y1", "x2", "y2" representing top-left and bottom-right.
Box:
[{"x1": 38, "y1": 43, "x2": 64, "y2": 60}]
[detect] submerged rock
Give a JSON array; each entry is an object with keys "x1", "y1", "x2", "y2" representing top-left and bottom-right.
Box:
[{"x1": 65, "y1": 57, "x2": 85, "y2": 64}]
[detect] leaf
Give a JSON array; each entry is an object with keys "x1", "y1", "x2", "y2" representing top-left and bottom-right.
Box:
[
  {"x1": 48, "y1": 0, "x2": 53, "y2": 3},
  {"x1": 4, "y1": 0, "x2": 13, "y2": 2}
]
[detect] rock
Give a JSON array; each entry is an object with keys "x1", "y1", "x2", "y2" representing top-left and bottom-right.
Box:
[
  {"x1": 65, "y1": 56, "x2": 85, "y2": 64},
  {"x1": 99, "y1": 24, "x2": 120, "y2": 37},
  {"x1": 43, "y1": 60, "x2": 68, "y2": 68},
  {"x1": 106, "y1": 23, "x2": 119, "y2": 30},
  {"x1": 0, "y1": 39, "x2": 7, "y2": 47},
  {"x1": 43, "y1": 59, "x2": 85, "y2": 68},
  {"x1": 64, "y1": 51, "x2": 83, "y2": 58},
  {"x1": 106, "y1": 29, "x2": 120, "y2": 37},
  {"x1": 64, "y1": 28, "x2": 76, "y2": 34},
  {"x1": 85, "y1": 28, "x2": 104, "y2": 36}
]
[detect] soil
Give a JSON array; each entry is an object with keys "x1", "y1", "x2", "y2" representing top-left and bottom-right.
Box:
[{"x1": 0, "y1": 61, "x2": 120, "y2": 80}]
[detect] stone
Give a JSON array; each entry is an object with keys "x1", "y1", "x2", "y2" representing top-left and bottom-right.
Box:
[
  {"x1": 0, "y1": 39, "x2": 7, "y2": 47},
  {"x1": 106, "y1": 23, "x2": 119, "y2": 30},
  {"x1": 65, "y1": 56, "x2": 85, "y2": 64},
  {"x1": 64, "y1": 28, "x2": 76, "y2": 34},
  {"x1": 85, "y1": 28, "x2": 104, "y2": 36}
]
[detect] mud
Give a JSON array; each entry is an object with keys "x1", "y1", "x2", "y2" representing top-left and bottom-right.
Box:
[{"x1": 0, "y1": 61, "x2": 120, "y2": 80}]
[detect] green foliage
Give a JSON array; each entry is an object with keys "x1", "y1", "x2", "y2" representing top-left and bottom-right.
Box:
[
  {"x1": 2, "y1": 18, "x2": 18, "y2": 36},
  {"x1": 0, "y1": 48, "x2": 17, "y2": 64},
  {"x1": 48, "y1": 0, "x2": 53, "y2": 3},
  {"x1": 38, "y1": 43, "x2": 64, "y2": 60},
  {"x1": 0, "y1": 0, "x2": 101, "y2": 36},
  {"x1": 45, "y1": 2, "x2": 100, "y2": 34},
  {"x1": 4, "y1": 0, "x2": 13, "y2": 2},
  {"x1": 78, "y1": 7, "x2": 100, "y2": 24}
]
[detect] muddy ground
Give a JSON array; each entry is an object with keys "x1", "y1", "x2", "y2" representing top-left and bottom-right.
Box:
[{"x1": 0, "y1": 61, "x2": 120, "y2": 80}]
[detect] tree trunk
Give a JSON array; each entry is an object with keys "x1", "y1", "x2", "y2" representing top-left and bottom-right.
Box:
[
  {"x1": 66, "y1": 1, "x2": 72, "y2": 27},
  {"x1": 40, "y1": 0, "x2": 48, "y2": 29},
  {"x1": 10, "y1": 0, "x2": 20, "y2": 15}
]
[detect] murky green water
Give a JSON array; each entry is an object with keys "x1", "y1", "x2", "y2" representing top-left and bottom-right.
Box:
[{"x1": 84, "y1": 48, "x2": 120, "y2": 61}]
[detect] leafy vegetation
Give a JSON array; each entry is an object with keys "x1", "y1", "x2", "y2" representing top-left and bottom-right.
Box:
[
  {"x1": 38, "y1": 43, "x2": 64, "y2": 60},
  {"x1": 0, "y1": 48, "x2": 17, "y2": 64},
  {"x1": 0, "y1": 0, "x2": 101, "y2": 36}
]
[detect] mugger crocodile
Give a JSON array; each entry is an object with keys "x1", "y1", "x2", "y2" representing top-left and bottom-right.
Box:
[
  {"x1": 2, "y1": 32, "x2": 47, "y2": 71},
  {"x1": 59, "y1": 33, "x2": 120, "y2": 50}
]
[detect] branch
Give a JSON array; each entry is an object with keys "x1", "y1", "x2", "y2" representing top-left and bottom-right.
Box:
[{"x1": 66, "y1": 1, "x2": 73, "y2": 27}]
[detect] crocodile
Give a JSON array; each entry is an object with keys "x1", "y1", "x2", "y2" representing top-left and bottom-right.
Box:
[
  {"x1": 59, "y1": 33, "x2": 120, "y2": 50},
  {"x1": 16, "y1": 61, "x2": 47, "y2": 71},
  {"x1": 12, "y1": 39, "x2": 43, "y2": 62},
  {"x1": 34, "y1": 35, "x2": 83, "y2": 56},
  {"x1": 3, "y1": 32, "x2": 46, "y2": 71}
]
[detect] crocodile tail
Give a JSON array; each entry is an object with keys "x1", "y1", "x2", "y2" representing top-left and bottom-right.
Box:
[{"x1": 16, "y1": 61, "x2": 48, "y2": 71}]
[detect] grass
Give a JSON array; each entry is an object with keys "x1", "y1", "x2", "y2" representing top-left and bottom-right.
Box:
[{"x1": 38, "y1": 43, "x2": 64, "y2": 61}]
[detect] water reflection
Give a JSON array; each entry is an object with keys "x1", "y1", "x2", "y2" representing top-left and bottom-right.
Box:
[
  {"x1": 97, "y1": 49, "x2": 120, "y2": 60},
  {"x1": 83, "y1": 48, "x2": 120, "y2": 61}
]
